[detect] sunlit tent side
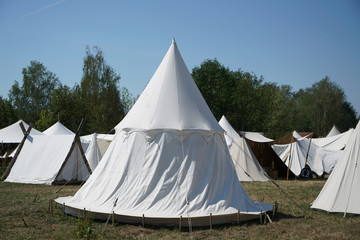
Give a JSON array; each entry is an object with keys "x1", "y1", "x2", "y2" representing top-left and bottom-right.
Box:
[
  {"x1": 241, "y1": 131, "x2": 289, "y2": 179},
  {"x1": 218, "y1": 115, "x2": 269, "y2": 182},
  {"x1": 311, "y1": 120, "x2": 360, "y2": 215},
  {"x1": 0, "y1": 120, "x2": 43, "y2": 143},
  {"x1": 3, "y1": 122, "x2": 92, "y2": 185},
  {"x1": 55, "y1": 39, "x2": 272, "y2": 227}
]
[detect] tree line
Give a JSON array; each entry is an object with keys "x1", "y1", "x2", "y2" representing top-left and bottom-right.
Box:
[
  {"x1": 0, "y1": 50, "x2": 358, "y2": 138},
  {"x1": 0, "y1": 46, "x2": 136, "y2": 134},
  {"x1": 192, "y1": 59, "x2": 358, "y2": 138}
]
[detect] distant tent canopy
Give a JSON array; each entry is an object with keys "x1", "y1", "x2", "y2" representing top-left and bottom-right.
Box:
[
  {"x1": 56, "y1": 39, "x2": 272, "y2": 227},
  {"x1": 219, "y1": 116, "x2": 269, "y2": 182},
  {"x1": 81, "y1": 133, "x2": 114, "y2": 171},
  {"x1": 273, "y1": 129, "x2": 354, "y2": 177},
  {"x1": 326, "y1": 125, "x2": 341, "y2": 138},
  {"x1": 311, "y1": 120, "x2": 360, "y2": 215},
  {"x1": 3, "y1": 122, "x2": 91, "y2": 185},
  {"x1": 239, "y1": 131, "x2": 288, "y2": 179},
  {"x1": 43, "y1": 121, "x2": 74, "y2": 135}
]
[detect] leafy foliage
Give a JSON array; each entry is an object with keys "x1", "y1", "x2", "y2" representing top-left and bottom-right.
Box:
[
  {"x1": 79, "y1": 46, "x2": 125, "y2": 134},
  {"x1": 8, "y1": 61, "x2": 60, "y2": 124},
  {"x1": 192, "y1": 59, "x2": 358, "y2": 138}
]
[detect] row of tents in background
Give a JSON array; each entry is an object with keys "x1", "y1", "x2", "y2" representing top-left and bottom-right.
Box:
[
  {"x1": 1, "y1": 117, "x2": 351, "y2": 185},
  {"x1": 0, "y1": 39, "x2": 359, "y2": 226}
]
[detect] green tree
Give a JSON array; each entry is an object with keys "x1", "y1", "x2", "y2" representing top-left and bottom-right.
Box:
[
  {"x1": 192, "y1": 59, "x2": 235, "y2": 121},
  {"x1": 0, "y1": 97, "x2": 16, "y2": 128},
  {"x1": 80, "y1": 46, "x2": 125, "y2": 134},
  {"x1": 8, "y1": 61, "x2": 60, "y2": 124}
]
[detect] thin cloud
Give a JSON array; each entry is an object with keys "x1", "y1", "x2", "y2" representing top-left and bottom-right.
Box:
[{"x1": 21, "y1": 0, "x2": 66, "y2": 18}]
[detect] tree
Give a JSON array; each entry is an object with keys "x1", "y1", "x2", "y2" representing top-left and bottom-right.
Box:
[
  {"x1": 192, "y1": 59, "x2": 235, "y2": 121},
  {"x1": 80, "y1": 46, "x2": 125, "y2": 134},
  {"x1": 0, "y1": 97, "x2": 16, "y2": 129},
  {"x1": 8, "y1": 61, "x2": 60, "y2": 124}
]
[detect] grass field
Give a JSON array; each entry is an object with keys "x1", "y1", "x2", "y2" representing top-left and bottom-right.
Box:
[{"x1": 0, "y1": 180, "x2": 359, "y2": 240}]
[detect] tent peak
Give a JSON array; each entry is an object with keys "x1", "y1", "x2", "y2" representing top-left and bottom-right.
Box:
[{"x1": 172, "y1": 38, "x2": 176, "y2": 44}]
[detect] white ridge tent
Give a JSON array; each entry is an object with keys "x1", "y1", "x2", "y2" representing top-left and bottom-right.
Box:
[
  {"x1": 4, "y1": 129, "x2": 92, "y2": 185},
  {"x1": 219, "y1": 115, "x2": 269, "y2": 182},
  {"x1": 326, "y1": 125, "x2": 341, "y2": 137},
  {"x1": 0, "y1": 120, "x2": 43, "y2": 143},
  {"x1": 56, "y1": 39, "x2": 272, "y2": 227},
  {"x1": 311, "y1": 120, "x2": 360, "y2": 215}
]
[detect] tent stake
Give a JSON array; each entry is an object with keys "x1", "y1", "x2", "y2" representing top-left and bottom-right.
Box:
[
  {"x1": 179, "y1": 216, "x2": 182, "y2": 231},
  {"x1": 112, "y1": 211, "x2": 115, "y2": 227},
  {"x1": 273, "y1": 201, "x2": 278, "y2": 219},
  {"x1": 209, "y1": 213, "x2": 212, "y2": 230},
  {"x1": 142, "y1": 214, "x2": 145, "y2": 227},
  {"x1": 237, "y1": 209, "x2": 240, "y2": 225},
  {"x1": 63, "y1": 203, "x2": 65, "y2": 215},
  {"x1": 260, "y1": 210, "x2": 263, "y2": 224}
]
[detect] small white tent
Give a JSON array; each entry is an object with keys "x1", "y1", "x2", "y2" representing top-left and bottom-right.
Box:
[
  {"x1": 56, "y1": 39, "x2": 272, "y2": 226},
  {"x1": 4, "y1": 130, "x2": 91, "y2": 185},
  {"x1": 0, "y1": 120, "x2": 43, "y2": 143},
  {"x1": 219, "y1": 116, "x2": 269, "y2": 182},
  {"x1": 311, "y1": 120, "x2": 360, "y2": 215}
]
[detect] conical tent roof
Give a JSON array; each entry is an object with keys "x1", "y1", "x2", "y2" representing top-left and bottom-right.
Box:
[
  {"x1": 0, "y1": 120, "x2": 43, "y2": 143},
  {"x1": 43, "y1": 121, "x2": 74, "y2": 135},
  {"x1": 219, "y1": 115, "x2": 269, "y2": 182},
  {"x1": 311, "y1": 120, "x2": 360, "y2": 215},
  {"x1": 326, "y1": 125, "x2": 341, "y2": 137},
  {"x1": 56, "y1": 39, "x2": 272, "y2": 226},
  {"x1": 115, "y1": 39, "x2": 222, "y2": 132},
  {"x1": 219, "y1": 115, "x2": 240, "y2": 147}
]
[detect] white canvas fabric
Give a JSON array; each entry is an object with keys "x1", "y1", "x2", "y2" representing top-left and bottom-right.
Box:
[
  {"x1": 56, "y1": 39, "x2": 272, "y2": 226},
  {"x1": 218, "y1": 115, "x2": 240, "y2": 147},
  {"x1": 0, "y1": 120, "x2": 43, "y2": 143},
  {"x1": 43, "y1": 121, "x2": 74, "y2": 135},
  {"x1": 4, "y1": 134, "x2": 91, "y2": 185},
  {"x1": 326, "y1": 125, "x2": 341, "y2": 137},
  {"x1": 241, "y1": 132, "x2": 274, "y2": 143},
  {"x1": 311, "y1": 120, "x2": 360, "y2": 215},
  {"x1": 85, "y1": 134, "x2": 102, "y2": 171},
  {"x1": 312, "y1": 128, "x2": 353, "y2": 151},
  {"x1": 273, "y1": 131, "x2": 345, "y2": 176},
  {"x1": 219, "y1": 116, "x2": 269, "y2": 182}
]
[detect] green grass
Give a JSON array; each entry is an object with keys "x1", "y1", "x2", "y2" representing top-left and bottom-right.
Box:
[{"x1": 0, "y1": 180, "x2": 359, "y2": 239}]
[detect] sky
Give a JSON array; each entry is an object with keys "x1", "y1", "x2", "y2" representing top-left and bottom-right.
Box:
[{"x1": 0, "y1": 0, "x2": 359, "y2": 115}]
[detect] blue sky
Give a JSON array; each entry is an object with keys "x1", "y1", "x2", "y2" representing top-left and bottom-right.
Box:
[{"x1": 1, "y1": 0, "x2": 359, "y2": 115}]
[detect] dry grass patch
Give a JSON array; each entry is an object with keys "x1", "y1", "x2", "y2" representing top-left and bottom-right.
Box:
[{"x1": 0, "y1": 180, "x2": 359, "y2": 239}]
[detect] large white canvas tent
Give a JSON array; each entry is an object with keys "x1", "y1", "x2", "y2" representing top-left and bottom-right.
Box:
[
  {"x1": 311, "y1": 120, "x2": 360, "y2": 215},
  {"x1": 4, "y1": 125, "x2": 92, "y2": 185},
  {"x1": 0, "y1": 120, "x2": 43, "y2": 143},
  {"x1": 219, "y1": 115, "x2": 269, "y2": 182},
  {"x1": 56, "y1": 39, "x2": 272, "y2": 227}
]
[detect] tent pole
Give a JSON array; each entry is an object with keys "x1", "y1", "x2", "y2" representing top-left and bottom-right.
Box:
[
  {"x1": 286, "y1": 134, "x2": 294, "y2": 181},
  {"x1": 304, "y1": 133, "x2": 313, "y2": 166}
]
